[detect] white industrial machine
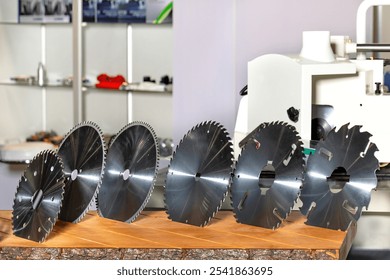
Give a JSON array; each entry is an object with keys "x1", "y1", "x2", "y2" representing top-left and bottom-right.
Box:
[{"x1": 234, "y1": 0, "x2": 390, "y2": 164}]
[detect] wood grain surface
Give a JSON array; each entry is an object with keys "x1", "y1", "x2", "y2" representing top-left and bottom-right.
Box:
[{"x1": 0, "y1": 210, "x2": 356, "y2": 260}]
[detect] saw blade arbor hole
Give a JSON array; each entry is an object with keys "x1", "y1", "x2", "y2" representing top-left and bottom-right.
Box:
[
  {"x1": 327, "y1": 166, "x2": 350, "y2": 194},
  {"x1": 71, "y1": 169, "x2": 78, "y2": 181},
  {"x1": 195, "y1": 172, "x2": 202, "y2": 182},
  {"x1": 122, "y1": 169, "x2": 131, "y2": 181},
  {"x1": 259, "y1": 162, "x2": 276, "y2": 195}
]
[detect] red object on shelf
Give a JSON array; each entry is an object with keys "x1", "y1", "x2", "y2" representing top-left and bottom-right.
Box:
[{"x1": 96, "y1": 74, "x2": 126, "y2": 89}]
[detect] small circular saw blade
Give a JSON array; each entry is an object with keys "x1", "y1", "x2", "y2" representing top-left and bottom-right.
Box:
[
  {"x1": 230, "y1": 122, "x2": 304, "y2": 229},
  {"x1": 300, "y1": 123, "x2": 379, "y2": 231},
  {"x1": 12, "y1": 150, "x2": 65, "y2": 243},
  {"x1": 97, "y1": 121, "x2": 159, "y2": 223},
  {"x1": 57, "y1": 121, "x2": 106, "y2": 223},
  {"x1": 165, "y1": 121, "x2": 234, "y2": 226}
]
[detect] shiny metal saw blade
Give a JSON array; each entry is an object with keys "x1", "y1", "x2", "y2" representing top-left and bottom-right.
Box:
[
  {"x1": 165, "y1": 121, "x2": 234, "y2": 226},
  {"x1": 57, "y1": 121, "x2": 106, "y2": 223},
  {"x1": 97, "y1": 121, "x2": 159, "y2": 223},
  {"x1": 12, "y1": 150, "x2": 65, "y2": 242},
  {"x1": 230, "y1": 122, "x2": 304, "y2": 229},
  {"x1": 300, "y1": 123, "x2": 379, "y2": 231}
]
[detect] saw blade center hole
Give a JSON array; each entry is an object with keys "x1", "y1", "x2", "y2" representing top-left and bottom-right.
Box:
[
  {"x1": 259, "y1": 163, "x2": 275, "y2": 195},
  {"x1": 122, "y1": 169, "x2": 131, "y2": 180},
  {"x1": 195, "y1": 172, "x2": 201, "y2": 181},
  {"x1": 71, "y1": 169, "x2": 79, "y2": 181},
  {"x1": 327, "y1": 166, "x2": 350, "y2": 193}
]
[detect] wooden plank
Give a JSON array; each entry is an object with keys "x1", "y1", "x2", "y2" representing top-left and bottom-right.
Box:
[
  {"x1": 76, "y1": 214, "x2": 227, "y2": 249},
  {"x1": 137, "y1": 210, "x2": 349, "y2": 250},
  {"x1": 0, "y1": 210, "x2": 354, "y2": 255}
]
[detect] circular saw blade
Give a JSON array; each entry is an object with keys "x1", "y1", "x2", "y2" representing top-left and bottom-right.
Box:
[
  {"x1": 165, "y1": 121, "x2": 234, "y2": 226},
  {"x1": 300, "y1": 123, "x2": 379, "y2": 231},
  {"x1": 230, "y1": 122, "x2": 304, "y2": 229},
  {"x1": 57, "y1": 121, "x2": 106, "y2": 223},
  {"x1": 12, "y1": 150, "x2": 65, "y2": 242},
  {"x1": 97, "y1": 121, "x2": 159, "y2": 223}
]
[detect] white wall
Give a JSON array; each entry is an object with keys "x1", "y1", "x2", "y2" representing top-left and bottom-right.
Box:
[
  {"x1": 380, "y1": 5, "x2": 390, "y2": 59},
  {"x1": 0, "y1": 163, "x2": 26, "y2": 210},
  {"x1": 173, "y1": 0, "x2": 236, "y2": 141},
  {"x1": 0, "y1": 2, "x2": 18, "y2": 23}
]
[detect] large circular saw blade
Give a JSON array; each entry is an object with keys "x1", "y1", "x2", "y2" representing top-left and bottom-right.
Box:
[
  {"x1": 97, "y1": 122, "x2": 159, "y2": 223},
  {"x1": 57, "y1": 121, "x2": 106, "y2": 223},
  {"x1": 230, "y1": 122, "x2": 304, "y2": 229},
  {"x1": 300, "y1": 123, "x2": 379, "y2": 231},
  {"x1": 12, "y1": 150, "x2": 65, "y2": 242},
  {"x1": 165, "y1": 121, "x2": 234, "y2": 226}
]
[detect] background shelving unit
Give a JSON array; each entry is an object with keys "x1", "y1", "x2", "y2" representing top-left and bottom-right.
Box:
[
  {"x1": 0, "y1": 5, "x2": 173, "y2": 142},
  {"x1": 0, "y1": 3, "x2": 173, "y2": 210}
]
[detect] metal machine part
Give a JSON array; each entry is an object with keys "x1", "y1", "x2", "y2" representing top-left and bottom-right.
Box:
[
  {"x1": 158, "y1": 137, "x2": 174, "y2": 158},
  {"x1": 97, "y1": 122, "x2": 159, "y2": 223},
  {"x1": 311, "y1": 104, "x2": 335, "y2": 142},
  {"x1": 300, "y1": 123, "x2": 379, "y2": 231},
  {"x1": 12, "y1": 150, "x2": 65, "y2": 242},
  {"x1": 57, "y1": 121, "x2": 106, "y2": 223},
  {"x1": 231, "y1": 122, "x2": 304, "y2": 229},
  {"x1": 236, "y1": 2, "x2": 390, "y2": 163},
  {"x1": 165, "y1": 121, "x2": 234, "y2": 226}
]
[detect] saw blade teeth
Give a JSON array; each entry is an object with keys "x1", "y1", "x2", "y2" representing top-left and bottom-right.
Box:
[
  {"x1": 341, "y1": 122, "x2": 351, "y2": 130},
  {"x1": 358, "y1": 131, "x2": 374, "y2": 142},
  {"x1": 369, "y1": 142, "x2": 380, "y2": 155},
  {"x1": 90, "y1": 123, "x2": 107, "y2": 222},
  {"x1": 289, "y1": 124, "x2": 297, "y2": 131},
  {"x1": 350, "y1": 124, "x2": 362, "y2": 131},
  {"x1": 329, "y1": 124, "x2": 339, "y2": 134},
  {"x1": 337, "y1": 122, "x2": 350, "y2": 135},
  {"x1": 131, "y1": 122, "x2": 160, "y2": 222},
  {"x1": 259, "y1": 122, "x2": 267, "y2": 129}
]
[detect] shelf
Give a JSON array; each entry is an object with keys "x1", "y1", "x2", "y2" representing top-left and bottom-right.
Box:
[
  {"x1": 0, "y1": 210, "x2": 356, "y2": 260},
  {"x1": 0, "y1": 80, "x2": 71, "y2": 89},
  {"x1": 0, "y1": 80, "x2": 172, "y2": 94},
  {"x1": 0, "y1": 21, "x2": 171, "y2": 26},
  {"x1": 0, "y1": 3, "x2": 173, "y2": 154},
  {"x1": 0, "y1": 22, "x2": 70, "y2": 26},
  {"x1": 86, "y1": 80, "x2": 173, "y2": 94}
]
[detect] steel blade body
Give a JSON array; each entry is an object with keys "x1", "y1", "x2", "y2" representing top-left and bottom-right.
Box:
[
  {"x1": 231, "y1": 122, "x2": 304, "y2": 229},
  {"x1": 12, "y1": 150, "x2": 65, "y2": 242},
  {"x1": 165, "y1": 121, "x2": 234, "y2": 226},
  {"x1": 57, "y1": 122, "x2": 106, "y2": 223},
  {"x1": 98, "y1": 122, "x2": 159, "y2": 223},
  {"x1": 300, "y1": 124, "x2": 379, "y2": 230}
]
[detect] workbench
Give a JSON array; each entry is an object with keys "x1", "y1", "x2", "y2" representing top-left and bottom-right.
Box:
[{"x1": 0, "y1": 210, "x2": 356, "y2": 260}]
